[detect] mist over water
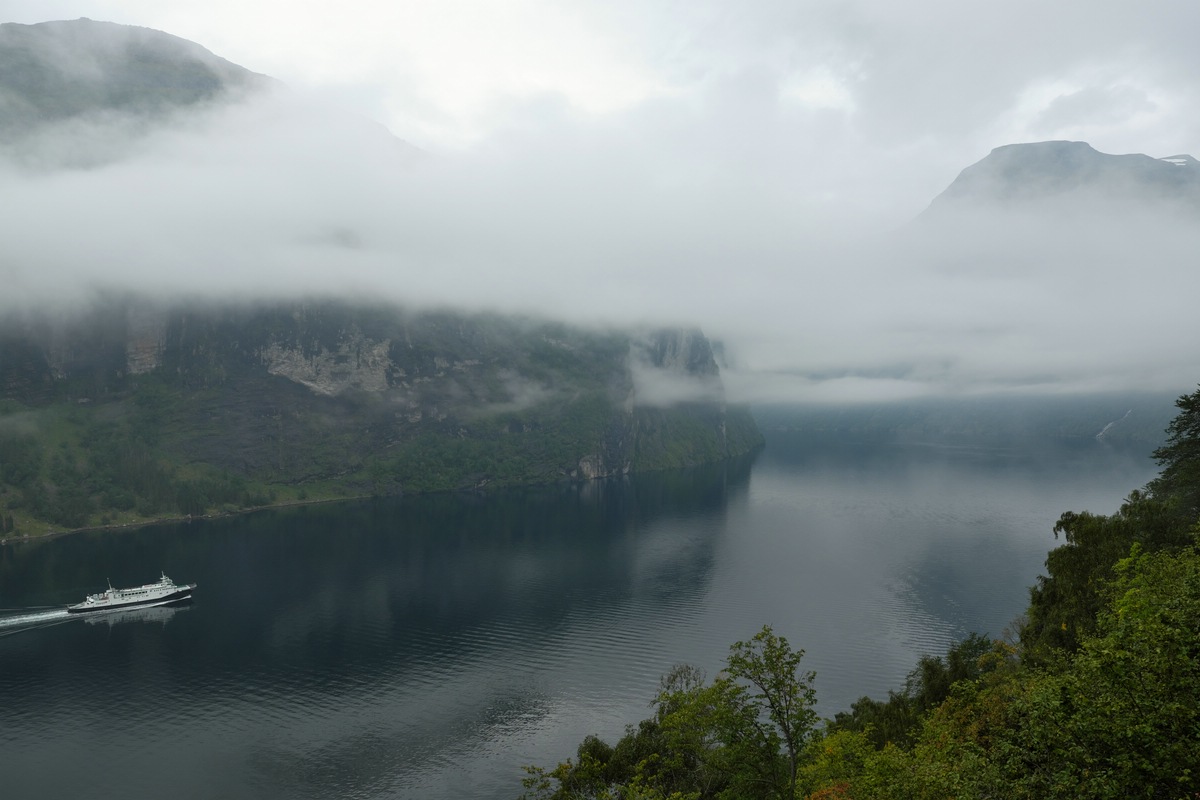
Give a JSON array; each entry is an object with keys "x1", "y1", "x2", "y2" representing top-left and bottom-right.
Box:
[{"x1": 0, "y1": 437, "x2": 1156, "y2": 799}]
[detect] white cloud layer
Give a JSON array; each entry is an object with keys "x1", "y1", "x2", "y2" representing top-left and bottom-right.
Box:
[{"x1": 2, "y1": 1, "x2": 1200, "y2": 403}]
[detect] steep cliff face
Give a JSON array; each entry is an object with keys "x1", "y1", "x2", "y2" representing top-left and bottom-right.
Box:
[{"x1": 0, "y1": 299, "x2": 761, "y2": 532}]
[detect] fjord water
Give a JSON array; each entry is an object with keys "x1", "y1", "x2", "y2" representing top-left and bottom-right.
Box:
[{"x1": 0, "y1": 436, "x2": 1155, "y2": 799}]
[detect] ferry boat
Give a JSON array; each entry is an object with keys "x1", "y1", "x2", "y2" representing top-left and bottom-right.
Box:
[{"x1": 66, "y1": 573, "x2": 196, "y2": 614}]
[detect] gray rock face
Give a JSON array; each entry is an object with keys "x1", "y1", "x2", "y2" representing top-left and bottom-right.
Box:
[
  {"x1": 124, "y1": 307, "x2": 166, "y2": 375},
  {"x1": 637, "y1": 329, "x2": 720, "y2": 376},
  {"x1": 259, "y1": 336, "x2": 394, "y2": 396}
]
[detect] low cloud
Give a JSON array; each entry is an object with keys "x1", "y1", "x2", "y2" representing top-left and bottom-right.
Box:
[
  {"x1": 3, "y1": 83, "x2": 1200, "y2": 406},
  {"x1": 466, "y1": 372, "x2": 556, "y2": 417},
  {"x1": 1034, "y1": 85, "x2": 1158, "y2": 133},
  {"x1": 629, "y1": 362, "x2": 724, "y2": 407}
]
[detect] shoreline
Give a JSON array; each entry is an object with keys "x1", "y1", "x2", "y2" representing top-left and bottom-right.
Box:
[
  {"x1": 0, "y1": 448, "x2": 764, "y2": 547},
  {"x1": 0, "y1": 494, "x2": 372, "y2": 547}
]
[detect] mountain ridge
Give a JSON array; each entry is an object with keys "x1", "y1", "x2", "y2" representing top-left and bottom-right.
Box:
[
  {"x1": 0, "y1": 17, "x2": 272, "y2": 134},
  {"x1": 921, "y1": 139, "x2": 1200, "y2": 217}
]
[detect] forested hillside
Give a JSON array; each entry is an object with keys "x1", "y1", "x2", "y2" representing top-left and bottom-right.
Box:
[
  {"x1": 0, "y1": 298, "x2": 761, "y2": 538},
  {"x1": 525, "y1": 386, "x2": 1200, "y2": 799}
]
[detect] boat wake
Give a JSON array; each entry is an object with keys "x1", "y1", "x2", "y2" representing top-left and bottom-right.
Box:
[
  {"x1": 0, "y1": 601, "x2": 190, "y2": 637},
  {"x1": 0, "y1": 608, "x2": 72, "y2": 636}
]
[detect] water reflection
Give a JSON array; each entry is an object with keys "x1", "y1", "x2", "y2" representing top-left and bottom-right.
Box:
[{"x1": 82, "y1": 602, "x2": 190, "y2": 627}]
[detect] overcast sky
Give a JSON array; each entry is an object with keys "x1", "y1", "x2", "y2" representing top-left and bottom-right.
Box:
[{"x1": 3, "y1": 0, "x2": 1200, "y2": 402}]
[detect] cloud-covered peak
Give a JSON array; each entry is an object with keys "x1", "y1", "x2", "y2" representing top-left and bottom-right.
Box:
[
  {"x1": 922, "y1": 140, "x2": 1200, "y2": 217},
  {"x1": 0, "y1": 18, "x2": 272, "y2": 140}
]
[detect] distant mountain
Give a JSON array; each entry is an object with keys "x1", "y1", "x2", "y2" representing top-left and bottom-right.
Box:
[
  {"x1": 921, "y1": 140, "x2": 1200, "y2": 218},
  {"x1": 0, "y1": 17, "x2": 271, "y2": 136},
  {"x1": 0, "y1": 18, "x2": 417, "y2": 170}
]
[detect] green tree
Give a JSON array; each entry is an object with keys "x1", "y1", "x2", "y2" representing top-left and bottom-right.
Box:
[
  {"x1": 829, "y1": 634, "x2": 996, "y2": 749},
  {"x1": 652, "y1": 665, "x2": 754, "y2": 798},
  {"x1": 0, "y1": 431, "x2": 42, "y2": 488},
  {"x1": 1149, "y1": 385, "x2": 1200, "y2": 515},
  {"x1": 521, "y1": 627, "x2": 818, "y2": 800},
  {"x1": 850, "y1": 546, "x2": 1200, "y2": 800},
  {"x1": 999, "y1": 545, "x2": 1200, "y2": 798},
  {"x1": 797, "y1": 729, "x2": 873, "y2": 798},
  {"x1": 724, "y1": 626, "x2": 818, "y2": 800},
  {"x1": 1023, "y1": 492, "x2": 1191, "y2": 657}
]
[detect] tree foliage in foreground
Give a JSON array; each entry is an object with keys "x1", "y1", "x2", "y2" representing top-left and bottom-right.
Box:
[
  {"x1": 526, "y1": 385, "x2": 1200, "y2": 799},
  {"x1": 1022, "y1": 490, "x2": 1191, "y2": 657},
  {"x1": 521, "y1": 625, "x2": 818, "y2": 800},
  {"x1": 527, "y1": 545, "x2": 1200, "y2": 800},
  {"x1": 1017, "y1": 387, "x2": 1200, "y2": 660},
  {"x1": 862, "y1": 544, "x2": 1200, "y2": 800},
  {"x1": 828, "y1": 633, "x2": 994, "y2": 749},
  {"x1": 1150, "y1": 385, "x2": 1200, "y2": 517}
]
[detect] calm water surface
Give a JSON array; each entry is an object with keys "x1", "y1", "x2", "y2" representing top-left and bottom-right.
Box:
[{"x1": 0, "y1": 436, "x2": 1156, "y2": 799}]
